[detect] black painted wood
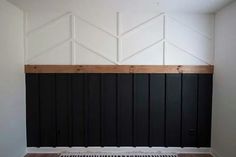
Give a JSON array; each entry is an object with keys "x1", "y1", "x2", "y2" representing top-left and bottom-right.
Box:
[
  {"x1": 134, "y1": 74, "x2": 149, "y2": 146},
  {"x1": 198, "y1": 74, "x2": 212, "y2": 147},
  {"x1": 150, "y1": 74, "x2": 165, "y2": 146},
  {"x1": 26, "y1": 74, "x2": 40, "y2": 147},
  {"x1": 39, "y1": 74, "x2": 56, "y2": 147},
  {"x1": 117, "y1": 74, "x2": 133, "y2": 146},
  {"x1": 87, "y1": 74, "x2": 101, "y2": 146},
  {"x1": 55, "y1": 74, "x2": 70, "y2": 146},
  {"x1": 71, "y1": 74, "x2": 85, "y2": 146},
  {"x1": 26, "y1": 73, "x2": 213, "y2": 148},
  {"x1": 165, "y1": 74, "x2": 181, "y2": 147},
  {"x1": 101, "y1": 74, "x2": 117, "y2": 146},
  {"x1": 182, "y1": 74, "x2": 198, "y2": 147}
]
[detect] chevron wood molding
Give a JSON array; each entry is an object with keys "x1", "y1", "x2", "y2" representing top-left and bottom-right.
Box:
[{"x1": 24, "y1": 11, "x2": 214, "y2": 65}]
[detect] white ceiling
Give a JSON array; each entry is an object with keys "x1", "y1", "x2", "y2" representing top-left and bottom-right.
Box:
[{"x1": 8, "y1": 0, "x2": 235, "y2": 13}]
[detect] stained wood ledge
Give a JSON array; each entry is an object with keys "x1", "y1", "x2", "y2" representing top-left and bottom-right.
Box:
[{"x1": 25, "y1": 65, "x2": 214, "y2": 74}]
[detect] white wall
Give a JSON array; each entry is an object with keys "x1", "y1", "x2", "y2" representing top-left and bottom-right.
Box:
[
  {"x1": 23, "y1": 9, "x2": 215, "y2": 65},
  {"x1": 212, "y1": 1, "x2": 236, "y2": 157},
  {"x1": 0, "y1": 0, "x2": 26, "y2": 157}
]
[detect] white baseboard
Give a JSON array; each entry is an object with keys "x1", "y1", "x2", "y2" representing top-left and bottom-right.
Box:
[
  {"x1": 211, "y1": 148, "x2": 222, "y2": 157},
  {"x1": 26, "y1": 147, "x2": 211, "y2": 155}
]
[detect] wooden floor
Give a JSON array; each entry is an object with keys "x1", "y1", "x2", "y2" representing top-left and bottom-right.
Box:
[{"x1": 25, "y1": 154, "x2": 212, "y2": 157}]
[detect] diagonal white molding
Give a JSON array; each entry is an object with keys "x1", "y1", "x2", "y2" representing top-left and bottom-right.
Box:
[
  {"x1": 27, "y1": 38, "x2": 72, "y2": 63},
  {"x1": 74, "y1": 14, "x2": 118, "y2": 39},
  {"x1": 121, "y1": 39, "x2": 164, "y2": 63},
  {"x1": 75, "y1": 41, "x2": 118, "y2": 65},
  {"x1": 166, "y1": 41, "x2": 211, "y2": 65},
  {"x1": 167, "y1": 15, "x2": 213, "y2": 40},
  {"x1": 27, "y1": 12, "x2": 72, "y2": 36},
  {"x1": 121, "y1": 13, "x2": 164, "y2": 37}
]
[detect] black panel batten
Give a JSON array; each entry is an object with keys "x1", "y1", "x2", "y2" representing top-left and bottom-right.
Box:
[
  {"x1": 182, "y1": 74, "x2": 198, "y2": 147},
  {"x1": 26, "y1": 74, "x2": 40, "y2": 147},
  {"x1": 117, "y1": 74, "x2": 133, "y2": 146},
  {"x1": 71, "y1": 74, "x2": 85, "y2": 146},
  {"x1": 149, "y1": 74, "x2": 165, "y2": 146},
  {"x1": 165, "y1": 74, "x2": 181, "y2": 147},
  {"x1": 39, "y1": 74, "x2": 56, "y2": 147},
  {"x1": 133, "y1": 74, "x2": 149, "y2": 146},
  {"x1": 198, "y1": 74, "x2": 213, "y2": 147},
  {"x1": 26, "y1": 73, "x2": 213, "y2": 147}
]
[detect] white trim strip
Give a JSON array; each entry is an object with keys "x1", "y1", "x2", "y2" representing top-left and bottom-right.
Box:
[{"x1": 71, "y1": 15, "x2": 76, "y2": 65}]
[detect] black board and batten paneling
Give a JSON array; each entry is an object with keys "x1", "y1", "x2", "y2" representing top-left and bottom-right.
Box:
[
  {"x1": 149, "y1": 74, "x2": 165, "y2": 146},
  {"x1": 165, "y1": 74, "x2": 181, "y2": 147},
  {"x1": 101, "y1": 74, "x2": 117, "y2": 146},
  {"x1": 198, "y1": 74, "x2": 213, "y2": 147},
  {"x1": 117, "y1": 74, "x2": 133, "y2": 146},
  {"x1": 133, "y1": 74, "x2": 149, "y2": 146},
  {"x1": 26, "y1": 73, "x2": 212, "y2": 147},
  {"x1": 39, "y1": 74, "x2": 56, "y2": 147},
  {"x1": 55, "y1": 74, "x2": 71, "y2": 146},
  {"x1": 87, "y1": 74, "x2": 101, "y2": 146},
  {"x1": 182, "y1": 74, "x2": 198, "y2": 147},
  {"x1": 26, "y1": 74, "x2": 40, "y2": 147},
  {"x1": 71, "y1": 74, "x2": 85, "y2": 146}
]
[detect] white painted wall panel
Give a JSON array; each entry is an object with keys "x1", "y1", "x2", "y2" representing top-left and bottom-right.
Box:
[
  {"x1": 121, "y1": 12, "x2": 160, "y2": 33},
  {"x1": 121, "y1": 42, "x2": 163, "y2": 65},
  {"x1": 75, "y1": 44, "x2": 114, "y2": 65},
  {"x1": 167, "y1": 13, "x2": 215, "y2": 38},
  {"x1": 74, "y1": 10, "x2": 117, "y2": 35},
  {"x1": 166, "y1": 16, "x2": 214, "y2": 64},
  {"x1": 25, "y1": 11, "x2": 214, "y2": 65},
  {"x1": 76, "y1": 17, "x2": 117, "y2": 62},
  {"x1": 28, "y1": 42, "x2": 72, "y2": 64},
  {"x1": 28, "y1": 14, "x2": 71, "y2": 60},
  {"x1": 165, "y1": 43, "x2": 207, "y2": 65},
  {"x1": 122, "y1": 14, "x2": 164, "y2": 59}
]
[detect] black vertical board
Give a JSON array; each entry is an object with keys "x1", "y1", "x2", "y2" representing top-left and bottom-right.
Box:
[
  {"x1": 166, "y1": 74, "x2": 181, "y2": 147},
  {"x1": 55, "y1": 74, "x2": 70, "y2": 146},
  {"x1": 39, "y1": 74, "x2": 56, "y2": 147},
  {"x1": 198, "y1": 74, "x2": 212, "y2": 147},
  {"x1": 150, "y1": 74, "x2": 165, "y2": 146},
  {"x1": 71, "y1": 74, "x2": 85, "y2": 146},
  {"x1": 134, "y1": 74, "x2": 149, "y2": 146},
  {"x1": 101, "y1": 74, "x2": 117, "y2": 146},
  {"x1": 117, "y1": 74, "x2": 133, "y2": 146},
  {"x1": 26, "y1": 74, "x2": 40, "y2": 147},
  {"x1": 87, "y1": 74, "x2": 101, "y2": 146},
  {"x1": 182, "y1": 74, "x2": 198, "y2": 147}
]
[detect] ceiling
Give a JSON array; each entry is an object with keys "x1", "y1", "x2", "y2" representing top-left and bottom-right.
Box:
[{"x1": 8, "y1": 0, "x2": 235, "y2": 13}]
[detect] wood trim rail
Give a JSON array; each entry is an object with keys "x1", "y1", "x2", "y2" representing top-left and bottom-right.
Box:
[{"x1": 25, "y1": 65, "x2": 214, "y2": 74}]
